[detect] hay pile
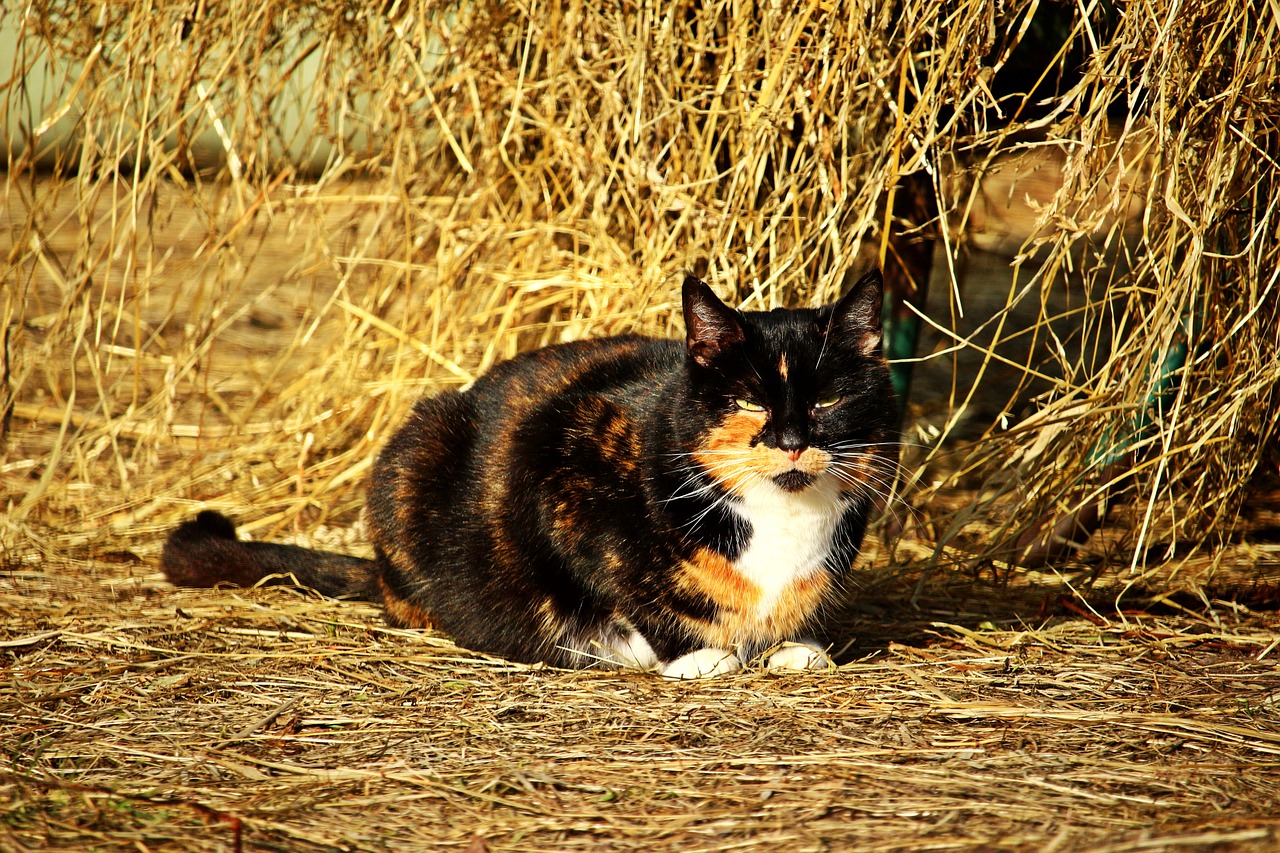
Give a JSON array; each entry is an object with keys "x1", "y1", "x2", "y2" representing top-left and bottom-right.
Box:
[
  {"x1": 930, "y1": 0, "x2": 1280, "y2": 585},
  {"x1": 3, "y1": 0, "x2": 1277, "y2": 584},
  {"x1": 3, "y1": 1, "x2": 1280, "y2": 849}
]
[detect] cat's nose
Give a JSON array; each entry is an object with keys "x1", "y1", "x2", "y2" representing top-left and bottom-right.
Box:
[{"x1": 776, "y1": 426, "x2": 808, "y2": 461}]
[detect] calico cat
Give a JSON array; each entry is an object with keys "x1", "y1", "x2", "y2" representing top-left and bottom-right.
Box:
[{"x1": 163, "y1": 270, "x2": 899, "y2": 678}]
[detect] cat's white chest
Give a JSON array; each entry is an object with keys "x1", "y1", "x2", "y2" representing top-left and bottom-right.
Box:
[{"x1": 728, "y1": 477, "x2": 845, "y2": 616}]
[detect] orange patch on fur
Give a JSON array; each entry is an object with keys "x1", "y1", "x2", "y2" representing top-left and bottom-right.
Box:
[
  {"x1": 535, "y1": 598, "x2": 566, "y2": 638},
  {"x1": 677, "y1": 549, "x2": 832, "y2": 650},
  {"x1": 377, "y1": 575, "x2": 434, "y2": 629},
  {"x1": 758, "y1": 573, "x2": 831, "y2": 637},
  {"x1": 679, "y1": 547, "x2": 760, "y2": 613},
  {"x1": 693, "y1": 412, "x2": 766, "y2": 494},
  {"x1": 788, "y1": 447, "x2": 832, "y2": 476},
  {"x1": 594, "y1": 405, "x2": 640, "y2": 474}
]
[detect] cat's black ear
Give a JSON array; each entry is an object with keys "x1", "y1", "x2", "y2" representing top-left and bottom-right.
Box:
[
  {"x1": 830, "y1": 268, "x2": 884, "y2": 357},
  {"x1": 682, "y1": 275, "x2": 745, "y2": 368}
]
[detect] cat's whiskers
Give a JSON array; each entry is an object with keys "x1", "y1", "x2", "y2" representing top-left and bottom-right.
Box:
[
  {"x1": 684, "y1": 491, "x2": 737, "y2": 535},
  {"x1": 659, "y1": 455, "x2": 762, "y2": 540},
  {"x1": 665, "y1": 449, "x2": 778, "y2": 536},
  {"x1": 815, "y1": 313, "x2": 835, "y2": 370},
  {"x1": 662, "y1": 455, "x2": 738, "y2": 504},
  {"x1": 829, "y1": 457, "x2": 898, "y2": 490},
  {"x1": 828, "y1": 449, "x2": 902, "y2": 477},
  {"x1": 672, "y1": 442, "x2": 903, "y2": 506},
  {"x1": 665, "y1": 458, "x2": 752, "y2": 532},
  {"x1": 696, "y1": 458, "x2": 767, "y2": 501},
  {"x1": 666, "y1": 480, "x2": 712, "y2": 501},
  {"x1": 826, "y1": 449, "x2": 902, "y2": 504}
]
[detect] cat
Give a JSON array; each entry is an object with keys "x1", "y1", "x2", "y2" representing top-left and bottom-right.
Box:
[{"x1": 163, "y1": 270, "x2": 899, "y2": 678}]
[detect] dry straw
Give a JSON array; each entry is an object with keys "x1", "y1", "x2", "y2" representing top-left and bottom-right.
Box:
[
  {"x1": 3, "y1": 0, "x2": 1276, "y2": 584},
  {"x1": 3, "y1": 1, "x2": 1276, "y2": 590},
  {"x1": 2, "y1": 3, "x2": 1280, "y2": 849},
  {"x1": 3, "y1": 567, "x2": 1279, "y2": 850}
]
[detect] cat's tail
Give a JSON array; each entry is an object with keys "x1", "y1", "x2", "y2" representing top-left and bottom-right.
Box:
[{"x1": 162, "y1": 510, "x2": 377, "y2": 600}]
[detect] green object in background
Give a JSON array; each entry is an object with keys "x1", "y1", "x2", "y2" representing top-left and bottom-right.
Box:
[
  {"x1": 882, "y1": 308, "x2": 920, "y2": 425},
  {"x1": 1087, "y1": 309, "x2": 1194, "y2": 470},
  {"x1": 1015, "y1": 306, "x2": 1196, "y2": 567}
]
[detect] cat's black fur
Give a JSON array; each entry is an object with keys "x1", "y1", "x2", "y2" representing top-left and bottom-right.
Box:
[{"x1": 164, "y1": 271, "x2": 898, "y2": 677}]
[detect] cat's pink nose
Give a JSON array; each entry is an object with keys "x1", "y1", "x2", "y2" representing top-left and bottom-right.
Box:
[{"x1": 784, "y1": 448, "x2": 804, "y2": 463}]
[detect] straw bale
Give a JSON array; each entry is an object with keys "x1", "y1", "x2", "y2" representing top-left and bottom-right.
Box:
[{"x1": 927, "y1": 0, "x2": 1280, "y2": 588}]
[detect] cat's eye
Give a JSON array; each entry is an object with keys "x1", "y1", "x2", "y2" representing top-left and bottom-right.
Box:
[
  {"x1": 734, "y1": 398, "x2": 766, "y2": 413},
  {"x1": 814, "y1": 395, "x2": 843, "y2": 410}
]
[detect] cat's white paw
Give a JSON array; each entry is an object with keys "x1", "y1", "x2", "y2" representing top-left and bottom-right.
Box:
[
  {"x1": 660, "y1": 648, "x2": 742, "y2": 679},
  {"x1": 615, "y1": 631, "x2": 660, "y2": 670},
  {"x1": 766, "y1": 640, "x2": 832, "y2": 671}
]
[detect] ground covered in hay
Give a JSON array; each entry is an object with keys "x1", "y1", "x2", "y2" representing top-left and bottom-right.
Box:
[{"x1": 4, "y1": 551, "x2": 1280, "y2": 852}]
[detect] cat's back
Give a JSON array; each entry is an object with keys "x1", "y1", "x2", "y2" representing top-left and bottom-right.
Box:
[
  {"x1": 369, "y1": 334, "x2": 679, "y2": 525},
  {"x1": 469, "y1": 334, "x2": 680, "y2": 415},
  {"x1": 465, "y1": 334, "x2": 681, "y2": 493}
]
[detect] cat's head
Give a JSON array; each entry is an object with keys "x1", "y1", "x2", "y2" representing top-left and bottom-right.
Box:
[{"x1": 679, "y1": 270, "x2": 898, "y2": 501}]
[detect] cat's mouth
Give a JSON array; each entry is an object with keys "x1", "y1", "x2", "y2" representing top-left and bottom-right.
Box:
[{"x1": 772, "y1": 470, "x2": 815, "y2": 492}]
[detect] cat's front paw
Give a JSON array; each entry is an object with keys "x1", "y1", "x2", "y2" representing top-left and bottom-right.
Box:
[
  {"x1": 765, "y1": 640, "x2": 832, "y2": 671},
  {"x1": 660, "y1": 648, "x2": 742, "y2": 679}
]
